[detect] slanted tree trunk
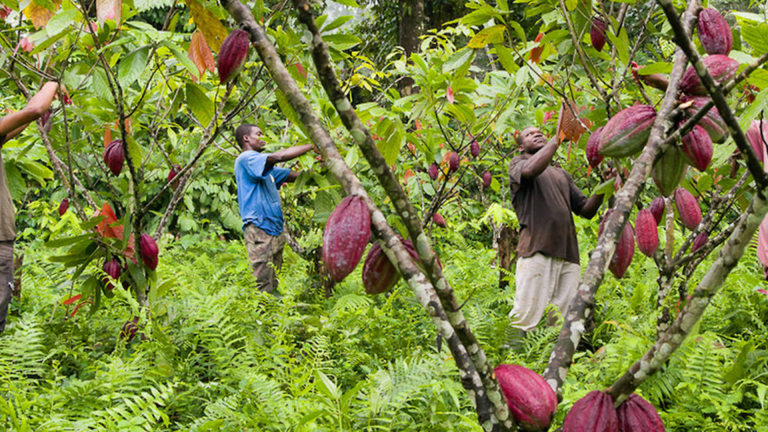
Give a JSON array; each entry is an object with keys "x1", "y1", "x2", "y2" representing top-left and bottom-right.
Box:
[{"x1": 397, "y1": 0, "x2": 424, "y2": 96}]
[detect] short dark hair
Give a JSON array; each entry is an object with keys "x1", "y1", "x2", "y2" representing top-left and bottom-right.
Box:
[{"x1": 235, "y1": 124, "x2": 258, "y2": 148}]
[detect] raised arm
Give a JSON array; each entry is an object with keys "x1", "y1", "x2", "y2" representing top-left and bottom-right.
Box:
[
  {"x1": 266, "y1": 144, "x2": 314, "y2": 164},
  {"x1": 0, "y1": 82, "x2": 58, "y2": 147},
  {"x1": 520, "y1": 135, "x2": 560, "y2": 179},
  {"x1": 579, "y1": 195, "x2": 604, "y2": 219}
]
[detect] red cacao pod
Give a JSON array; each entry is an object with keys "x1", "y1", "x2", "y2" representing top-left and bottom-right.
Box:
[
  {"x1": 433, "y1": 213, "x2": 447, "y2": 228},
  {"x1": 698, "y1": 8, "x2": 732, "y2": 56},
  {"x1": 139, "y1": 233, "x2": 159, "y2": 271},
  {"x1": 599, "y1": 213, "x2": 635, "y2": 279},
  {"x1": 635, "y1": 209, "x2": 659, "y2": 257},
  {"x1": 120, "y1": 316, "x2": 139, "y2": 342},
  {"x1": 103, "y1": 139, "x2": 125, "y2": 176},
  {"x1": 674, "y1": 188, "x2": 702, "y2": 230},
  {"x1": 563, "y1": 390, "x2": 619, "y2": 432},
  {"x1": 58, "y1": 198, "x2": 69, "y2": 216},
  {"x1": 679, "y1": 55, "x2": 738, "y2": 96},
  {"x1": 362, "y1": 237, "x2": 441, "y2": 295},
  {"x1": 483, "y1": 171, "x2": 492, "y2": 189},
  {"x1": 617, "y1": 394, "x2": 666, "y2": 432},
  {"x1": 598, "y1": 105, "x2": 656, "y2": 157},
  {"x1": 168, "y1": 164, "x2": 181, "y2": 190},
  {"x1": 217, "y1": 29, "x2": 251, "y2": 84},
  {"x1": 746, "y1": 119, "x2": 768, "y2": 163},
  {"x1": 586, "y1": 127, "x2": 604, "y2": 168},
  {"x1": 428, "y1": 163, "x2": 439, "y2": 180},
  {"x1": 681, "y1": 124, "x2": 713, "y2": 171},
  {"x1": 652, "y1": 147, "x2": 688, "y2": 197},
  {"x1": 470, "y1": 140, "x2": 480, "y2": 158},
  {"x1": 692, "y1": 231, "x2": 708, "y2": 252},
  {"x1": 683, "y1": 96, "x2": 727, "y2": 143},
  {"x1": 322, "y1": 196, "x2": 371, "y2": 282},
  {"x1": 103, "y1": 258, "x2": 122, "y2": 290},
  {"x1": 649, "y1": 197, "x2": 665, "y2": 225},
  {"x1": 590, "y1": 18, "x2": 607, "y2": 52},
  {"x1": 494, "y1": 364, "x2": 557, "y2": 431},
  {"x1": 449, "y1": 152, "x2": 460, "y2": 172}
]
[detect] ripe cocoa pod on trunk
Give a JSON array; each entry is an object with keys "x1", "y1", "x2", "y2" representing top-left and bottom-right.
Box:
[
  {"x1": 746, "y1": 119, "x2": 768, "y2": 163},
  {"x1": 649, "y1": 197, "x2": 665, "y2": 225},
  {"x1": 470, "y1": 140, "x2": 480, "y2": 158},
  {"x1": 652, "y1": 146, "x2": 688, "y2": 197},
  {"x1": 362, "y1": 237, "x2": 441, "y2": 295},
  {"x1": 102, "y1": 258, "x2": 122, "y2": 290},
  {"x1": 103, "y1": 139, "x2": 125, "y2": 176},
  {"x1": 590, "y1": 18, "x2": 607, "y2": 52},
  {"x1": 598, "y1": 105, "x2": 656, "y2": 158},
  {"x1": 679, "y1": 55, "x2": 738, "y2": 96},
  {"x1": 432, "y1": 213, "x2": 447, "y2": 228},
  {"x1": 600, "y1": 212, "x2": 635, "y2": 279},
  {"x1": 683, "y1": 96, "x2": 727, "y2": 143},
  {"x1": 58, "y1": 198, "x2": 69, "y2": 216},
  {"x1": 139, "y1": 233, "x2": 159, "y2": 271},
  {"x1": 617, "y1": 394, "x2": 666, "y2": 432},
  {"x1": 495, "y1": 364, "x2": 558, "y2": 431},
  {"x1": 681, "y1": 124, "x2": 714, "y2": 171},
  {"x1": 586, "y1": 127, "x2": 604, "y2": 168},
  {"x1": 674, "y1": 188, "x2": 702, "y2": 230},
  {"x1": 482, "y1": 171, "x2": 492, "y2": 189},
  {"x1": 120, "y1": 316, "x2": 139, "y2": 342},
  {"x1": 563, "y1": 390, "x2": 619, "y2": 432},
  {"x1": 168, "y1": 164, "x2": 181, "y2": 190},
  {"x1": 428, "y1": 163, "x2": 439, "y2": 180},
  {"x1": 322, "y1": 196, "x2": 371, "y2": 282},
  {"x1": 692, "y1": 231, "x2": 708, "y2": 252},
  {"x1": 449, "y1": 152, "x2": 460, "y2": 172},
  {"x1": 218, "y1": 29, "x2": 251, "y2": 84},
  {"x1": 698, "y1": 8, "x2": 732, "y2": 56},
  {"x1": 635, "y1": 209, "x2": 659, "y2": 257}
]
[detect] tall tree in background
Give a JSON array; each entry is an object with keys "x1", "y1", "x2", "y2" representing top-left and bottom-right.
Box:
[{"x1": 398, "y1": 0, "x2": 424, "y2": 95}]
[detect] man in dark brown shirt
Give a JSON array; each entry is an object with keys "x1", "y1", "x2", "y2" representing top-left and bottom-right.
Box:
[{"x1": 508, "y1": 126, "x2": 605, "y2": 333}]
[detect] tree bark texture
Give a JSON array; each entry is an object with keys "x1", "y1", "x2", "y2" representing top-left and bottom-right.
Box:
[
  {"x1": 397, "y1": 0, "x2": 424, "y2": 95},
  {"x1": 497, "y1": 225, "x2": 517, "y2": 291}
]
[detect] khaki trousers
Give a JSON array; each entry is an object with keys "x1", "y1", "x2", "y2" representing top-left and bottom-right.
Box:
[
  {"x1": 510, "y1": 253, "x2": 580, "y2": 331},
  {"x1": 0, "y1": 241, "x2": 13, "y2": 333},
  {"x1": 244, "y1": 225, "x2": 285, "y2": 293}
]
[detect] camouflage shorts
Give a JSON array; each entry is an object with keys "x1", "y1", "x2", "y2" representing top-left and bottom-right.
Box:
[
  {"x1": 0, "y1": 241, "x2": 13, "y2": 333},
  {"x1": 244, "y1": 225, "x2": 285, "y2": 293}
]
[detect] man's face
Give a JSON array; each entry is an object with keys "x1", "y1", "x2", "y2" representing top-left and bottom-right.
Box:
[
  {"x1": 519, "y1": 127, "x2": 548, "y2": 154},
  {"x1": 243, "y1": 127, "x2": 266, "y2": 152}
]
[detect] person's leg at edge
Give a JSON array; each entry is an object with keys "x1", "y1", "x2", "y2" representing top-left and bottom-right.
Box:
[
  {"x1": 270, "y1": 233, "x2": 287, "y2": 293},
  {"x1": 0, "y1": 241, "x2": 15, "y2": 333},
  {"x1": 244, "y1": 224, "x2": 277, "y2": 294},
  {"x1": 508, "y1": 253, "x2": 557, "y2": 350},
  {"x1": 550, "y1": 260, "x2": 581, "y2": 326}
]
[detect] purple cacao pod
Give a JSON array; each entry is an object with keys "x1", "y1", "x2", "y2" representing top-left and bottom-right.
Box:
[
  {"x1": 746, "y1": 119, "x2": 768, "y2": 163},
  {"x1": 168, "y1": 164, "x2": 181, "y2": 190},
  {"x1": 674, "y1": 188, "x2": 702, "y2": 230},
  {"x1": 428, "y1": 163, "x2": 439, "y2": 180},
  {"x1": 649, "y1": 197, "x2": 665, "y2": 225},
  {"x1": 635, "y1": 209, "x2": 659, "y2": 257},
  {"x1": 599, "y1": 105, "x2": 657, "y2": 157},
  {"x1": 432, "y1": 213, "x2": 447, "y2": 228},
  {"x1": 495, "y1": 364, "x2": 558, "y2": 431},
  {"x1": 586, "y1": 127, "x2": 604, "y2": 168},
  {"x1": 322, "y1": 196, "x2": 372, "y2": 282},
  {"x1": 470, "y1": 140, "x2": 480, "y2": 158},
  {"x1": 120, "y1": 316, "x2": 139, "y2": 342},
  {"x1": 698, "y1": 8, "x2": 732, "y2": 56},
  {"x1": 58, "y1": 198, "x2": 69, "y2": 216},
  {"x1": 103, "y1": 258, "x2": 122, "y2": 290},
  {"x1": 679, "y1": 55, "x2": 738, "y2": 96},
  {"x1": 692, "y1": 231, "x2": 708, "y2": 252},
  {"x1": 683, "y1": 96, "x2": 727, "y2": 143},
  {"x1": 590, "y1": 18, "x2": 607, "y2": 52},
  {"x1": 563, "y1": 390, "x2": 619, "y2": 432},
  {"x1": 482, "y1": 171, "x2": 492, "y2": 189},
  {"x1": 617, "y1": 394, "x2": 666, "y2": 432},
  {"x1": 103, "y1": 139, "x2": 125, "y2": 176},
  {"x1": 217, "y1": 29, "x2": 251, "y2": 84},
  {"x1": 139, "y1": 233, "x2": 159, "y2": 271},
  {"x1": 449, "y1": 152, "x2": 460, "y2": 172},
  {"x1": 652, "y1": 147, "x2": 688, "y2": 197},
  {"x1": 362, "y1": 237, "x2": 440, "y2": 295},
  {"x1": 681, "y1": 124, "x2": 713, "y2": 172}
]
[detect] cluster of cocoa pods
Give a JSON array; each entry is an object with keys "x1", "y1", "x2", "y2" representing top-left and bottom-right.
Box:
[{"x1": 564, "y1": 390, "x2": 665, "y2": 432}]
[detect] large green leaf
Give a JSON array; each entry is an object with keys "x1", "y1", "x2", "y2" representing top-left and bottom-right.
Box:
[
  {"x1": 117, "y1": 45, "x2": 151, "y2": 87},
  {"x1": 185, "y1": 82, "x2": 214, "y2": 127},
  {"x1": 741, "y1": 22, "x2": 768, "y2": 55}
]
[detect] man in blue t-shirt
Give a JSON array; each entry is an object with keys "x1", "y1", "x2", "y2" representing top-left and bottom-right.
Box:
[{"x1": 234, "y1": 124, "x2": 315, "y2": 293}]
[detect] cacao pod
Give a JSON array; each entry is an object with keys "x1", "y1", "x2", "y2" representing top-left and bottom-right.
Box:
[
  {"x1": 362, "y1": 237, "x2": 441, "y2": 295},
  {"x1": 746, "y1": 119, "x2": 768, "y2": 163},
  {"x1": 681, "y1": 124, "x2": 714, "y2": 171},
  {"x1": 120, "y1": 316, "x2": 139, "y2": 342},
  {"x1": 483, "y1": 171, "x2": 492, "y2": 189},
  {"x1": 494, "y1": 364, "x2": 558, "y2": 431},
  {"x1": 470, "y1": 140, "x2": 480, "y2": 158},
  {"x1": 652, "y1": 147, "x2": 688, "y2": 197},
  {"x1": 698, "y1": 8, "x2": 732, "y2": 56},
  {"x1": 322, "y1": 196, "x2": 371, "y2": 282},
  {"x1": 692, "y1": 231, "x2": 708, "y2": 252},
  {"x1": 683, "y1": 96, "x2": 727, "y2": 143},
  {"x1": 679, "y1": 55, "x2": 738, "y2": 96},
  {"x1": 449, "y1": 152, "x2": 460, "y2": 172},
  {"x1": 168, "y1": 164, "x2": 181, "y2": 190},
  {"x1": 563, "y1": 390, "x2": 619, "y2": 432},
  {"x1": 103, "y1": 139, "x2": 125, "y2": 176},
  {"x1": 58, "y1": 198, "x2": 69, "y2": 216},
  {"x1": 599, "y1": 212, "x2": 635, "y2": 279},
  {"x1": 599, "y1": 105, "x2": 656, "y2": 158},
  {"x1": 103, "y1": 258, "x2": 122, "y2": 290},
  {"x1": 591, "y1": 18, "x2": 607, "y2": 52},
  {"x1": 649, "y1": 197, "x2": 665, "y2": 225},
  {"x1": 617, "y1": 394, "x2": 666, "y2": 432},
  {"x1": 217, "y1": 29, "x2": 251, "y2": 84},
  {"x1": 586, "y1": 127, "x2": 604, "y2": 168},
  {"x1": 433, "y1": 213, "x2": 447, "y2": 228},
  {"x1": 41, "y1": 110, "x2": 52, "y2": 133},
  {"x1": 674, "y1": 188, "x2": 702, "y2": 230},
  {"x1": 635, "y1": 209, "x2": 659, "y2": 257},
  {"x1": 428, "y1": 163, "x2": 439, "y2": 180},
  {"x1": 139, "y1": 233, "x2": 159, "y2": 271}
]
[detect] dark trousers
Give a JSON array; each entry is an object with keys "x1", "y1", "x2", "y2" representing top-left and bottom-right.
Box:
[{"x1": 0, "y1": 241, "x2": 13, "y2": 332}]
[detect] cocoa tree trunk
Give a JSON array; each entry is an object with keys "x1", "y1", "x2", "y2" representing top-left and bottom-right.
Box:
[
  {"x1": 497, "y1": 225, "x2": 518, "y2": 290},
  {"x1": 397, "y1": 0, "x2": 424, "y2": 96}
]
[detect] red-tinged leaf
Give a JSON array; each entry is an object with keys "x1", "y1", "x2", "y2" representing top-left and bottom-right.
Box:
[
  {"x1": 415, "y1": 119, "x2": 422, "y2": 130},
  {"x1": 19, "y1": 37, "x2": 34, "y2": 52},
  {"x1": 63, "y1": 294, "x2": 82, "y2": 305},
  {"x1": 24, "y1": 0, "x2": 61, "y2": 29},
  {"x1": 96, "y1": 0, "x2": 120, "y2": 24},
  {"x1": 185, "y1": 0, "x2": 228, "y2": 52},
  {"x1": 0, "y1": 6, "x2": 12, "y2": 21},
  {"x1": 446, "y1": 86, "x2": 454, "y2": 104},
  {"x1": 296, "y1": 62, "x2": 306, "y2": 79},
  {"x1": 188, "y1": 30, "x2": 215, "y2": 81},
  {"x1": 530, "y1": 32, "x2": 544, "y2": 64},
  {"x1": 104, "y1": 126, "x2": 112, "y2": 147},
  {"x1": 69, "y1": 300, "x2": 92, "y2": 317},
  {"x1": 758, "y1": 215, "x2": 768, "y2": 268}
]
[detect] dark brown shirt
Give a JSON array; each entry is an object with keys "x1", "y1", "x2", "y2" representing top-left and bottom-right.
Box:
[{"x1": 509, "y1": 155, "x2": 587, "y2": 264}]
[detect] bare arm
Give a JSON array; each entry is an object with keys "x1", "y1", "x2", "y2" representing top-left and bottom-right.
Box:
[
  {"x1": 579, "y1": 195, "x2": 604, "y2": 219},
  {"x1": 520, "y1": 135, "x2": 560, "y2": 179},
  {"x1": 0, "y1": 82, "x2": 58, "y2": 147},
  {"x1": 266, "y1": 144, "x2": 313, "y2": 164},
  {"x1": 285, "y1": 170, "x2": 300, "y2": 183}
]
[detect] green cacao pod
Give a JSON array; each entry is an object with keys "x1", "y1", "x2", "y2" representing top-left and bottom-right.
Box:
[
  {"x1": 674, "y1": 188, "x2": 702, "y2": 230},
  {"x1": 617, "y1": 394, "x2": 666, "y2": 432},
  {"x1": 563, "y1": 390, "x2": 619, "y2": 432},
  {"x1": 652, "y1": 147, "x2": 688, "y2": 197},
  {"x1": 598, "y1": 105, "x2": 656, "y2": 158},
  {"x1": 495, "y1": 364, "x2": 558, "y2": 431},
  {"x1": 323, "y1": 196, "x2": 371, "y2": 282},
  {"x1": 698, "y1": 8, "x2": 732, "y2": 56},
  {"x1": 683, "y1": 96, "x2": 727, "y2": 143},
  {"x1": 679, "y1": 55, "x2": 738, "y2": 96},
  {"x1": 681, "y1": 124, "x2": 713, "y2": 172}
]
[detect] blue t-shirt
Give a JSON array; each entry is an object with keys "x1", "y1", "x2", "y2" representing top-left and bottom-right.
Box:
[{"x1": 234, "y1": 151, "x2": 291, "y2": 236}]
